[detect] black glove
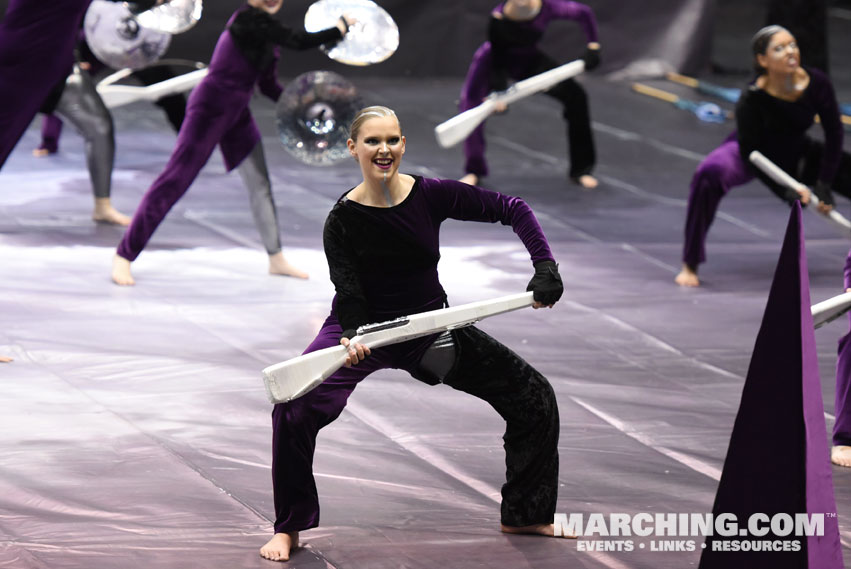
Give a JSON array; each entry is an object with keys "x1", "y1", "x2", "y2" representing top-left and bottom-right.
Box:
[
  {"x1": 526, "y1": 261, "x2": 564, "y2": 306},
  {"x1": 813, "y1": 180, "x2": 834, "y2": 206},
  {"x1": 582, "y1": 46, "x2": 601, "y2": 71}
]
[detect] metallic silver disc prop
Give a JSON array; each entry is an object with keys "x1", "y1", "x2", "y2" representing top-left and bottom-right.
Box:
[
  {"x1": 133, "y1": 0, "x2": 203, "y2": 34},
  {"x1": 304, "y1": 0, "x2": 398, "y2": 66},
  {"x1": 276, "y1": 71, "x2": 362, "y2": 166},
  {"x1": 85, "y1": 0, "x2": 171, "y2": 70}
]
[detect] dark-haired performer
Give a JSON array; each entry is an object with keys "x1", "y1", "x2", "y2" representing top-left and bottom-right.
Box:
[
  {"x1": 111, "y1": 0, "x2": 352, "y2": 285},
  {"x1": 458, "y1": 0, "x2": 601, "y2": 188},
  {"x1": 676, "y1": 25, "x2": 851, "y2": 287},
  {"x1": 262, "y1": 106, "x2": 567, "y2": 562}
]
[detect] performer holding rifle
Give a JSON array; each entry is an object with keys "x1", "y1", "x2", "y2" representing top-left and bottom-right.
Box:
[
  {"x1": 457, "y1": 0, "x2": 601, "y2": 188},
  {"x1": 111, "y1": 0, "x2": 354, "y2": 285},
  {"x1": 676, "y1": 25, "x2": 851, "y2": 287},
  {"x1": 261, "y1": 106, "x2": 567, "y2": 561}
]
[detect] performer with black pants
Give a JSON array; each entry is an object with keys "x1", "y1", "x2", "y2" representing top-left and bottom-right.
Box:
[
  {"x1": 458, "y1": 0, "x2": 601, "y2": 188},
  {"x1": 262, "y1": 106, "x2": 567, "y2": 562}
]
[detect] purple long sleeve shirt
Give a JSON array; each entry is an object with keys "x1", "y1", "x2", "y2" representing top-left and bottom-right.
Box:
[
  {"x1": 189, "y1": 5, "x2": 341, "y2": 171},
  {"x1": 323, "y1": 176, "x2": 555, "y2": 332}
]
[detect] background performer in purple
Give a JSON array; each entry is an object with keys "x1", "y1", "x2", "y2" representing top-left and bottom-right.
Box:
[{"x1": 111, "y1": 0, "x2": 352, "y2": 285}]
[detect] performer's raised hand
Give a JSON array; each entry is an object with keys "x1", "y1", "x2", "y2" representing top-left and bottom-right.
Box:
[
  {"x1": 527, "y1": 260, "x2": 563, "y2": 309},
  {"x1": 338, "y1": 14, "x2": 358, "y2": 36},
  {"x1": 341, "y1": 337, "x2": 371, "y2": 366},
  {"x1": 794, "y1": 183, "x2": 811, "y2": 206}
]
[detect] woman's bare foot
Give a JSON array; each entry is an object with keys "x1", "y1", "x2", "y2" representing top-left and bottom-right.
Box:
[
  {"x1": 832, "y1": 446, "x2": 851, "y2": 467},
  {"x1": 459, "y1": 173, "x2": 479, "y2": 186},
  {"x1": 674, "y1": 264, "x2": 700, "y2": 287},
  {"x1": 0, "y1": 356, "x2": 12, "y2": 363},
  {"x1": 269, "y1": 252, "x2": 309, "y2": 279},
  {"x1": 260, "y1": 531, "x2": 298, "y2": 562},
  {"x1": 93, "y1": 198, "x2": 131, "y2": 226},
  {"x1": 111, "y1": 255, "x2": 135, "y2": 286},
  {"x1": 32, "y1": 147, "x2": 53, "y2": 157},
  {"x1": 573, "y1": 174, "x2": 598, "y2": 189},
  {"x1": 501, "y1": 523, "x2": 576, "y2": 538}
]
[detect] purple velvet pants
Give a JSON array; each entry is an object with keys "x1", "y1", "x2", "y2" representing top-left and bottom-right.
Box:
[
  {"x1": 116, "y1": 91, "x2": 260, "y2": 261},
  {"x1": 271, "y1": 315, "x2": 560, "y2": 533},
  {"x1": 38, "y1": 114, "x2": 63, "y2": 153},
  {"x1": 682, "y1": 136, "x2": 754, "y2": 269},
  {"x1": 835, "y1": 321, "x2": 851, "y2": 446}
]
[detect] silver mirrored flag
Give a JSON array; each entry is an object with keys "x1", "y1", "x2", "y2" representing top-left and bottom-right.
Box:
[
  {"x1": 304, "y1": 0, "x2": 398, "y2": 66},
  {"x1": 134, "y1": 0, "x2": 203, "y2": 35},
  {"x1": 276, "y1": 71, "x2": 362, "y2": 165},
  {"x1": 84, "y1": 0, "x2": 171, "y2": 70}
]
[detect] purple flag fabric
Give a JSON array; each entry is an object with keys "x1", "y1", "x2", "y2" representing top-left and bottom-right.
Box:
[
  {"x1": 0, "y1": 0, "x2": 90, "y2": 167},
  {"x1": 699, "y1": 202, "x2": 843, "y2": 568}
]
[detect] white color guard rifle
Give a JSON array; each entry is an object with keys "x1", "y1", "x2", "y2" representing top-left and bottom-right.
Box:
[
  {"x1": 97, "y1": 68, "x2": 208, "y2": 109},
  {"x1": 434, "y1": 59, "x2": 585, "y2": 149},
  {"x1": 812, "y1": 291, "x2": 851, "y2": 329},
  {"x1": 749, "y1": 150, "x2": 851, "y2": 235},
  {"x1": 262, "y1": 291, "x2": 536, "y2": 404}
]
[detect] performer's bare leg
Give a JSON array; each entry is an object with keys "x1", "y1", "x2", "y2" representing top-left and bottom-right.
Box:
[
  {"x1": 501, "y1": 523, "x2": 577, "y2": 538},
  {"x1": 459, "y1": 173, "x2": 479, "y2": 186},
  {"x1": 675, "y1": 263, "x2": 700, "y2": 287},
  {"x1": 268, "y1": 252, "x2": 309, "y2": 279},
  {"x1": 831, "y1": 446, "x2": 851, "y2": 467},
  {"x1": 93, "y1": 198, "x2": 131, "y2": 226},
  {"x1": 260, "y1": 531, "x2": 299, "y2": 562},
  {"x1": 111, "y1": 255, "x2": 135, "y2": 286},
  {"x1": 574, "y1": 174, "x2": 598, "y2": 189}
]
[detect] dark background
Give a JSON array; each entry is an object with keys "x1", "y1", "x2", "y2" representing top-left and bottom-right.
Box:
[
  {"x1": 2, "y1": 0, "x2": 717, "y2": 77},
  {"x1": 2, "y1": 1, "x2": 850, "y2": 87}
]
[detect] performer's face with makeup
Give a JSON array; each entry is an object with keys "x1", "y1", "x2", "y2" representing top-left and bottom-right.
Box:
[
  {"x1": 348, "y1": 116, "x2": 406, "y2": 182},
  {"x1": 248, "y1": 0, "x2": 283, "y2": 14},
  {"x1": 757, "y1": 30, "x2": 800, "y2": 75}
]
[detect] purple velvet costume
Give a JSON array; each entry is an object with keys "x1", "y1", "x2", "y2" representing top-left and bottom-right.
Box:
[
  {"x1": 459, "y1": 0, "x2": 598, "y2": 179},
  {"x1": 116, "y1": 6, "x2": 340, "y2": 262},
  {"x1": 833, "y1": 250, "x2": 851, "y2": 446},
  {"x1": 271, "y1": 176, "x2": 561, "y2": 533},
  {"x1": 0, "y1": 0, "x2": 90, "y2": 167},
  {"x1": 682, "y1": 68, "x2": 848, "y2": 269}
]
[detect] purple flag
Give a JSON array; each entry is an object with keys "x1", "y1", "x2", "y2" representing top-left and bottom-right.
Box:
[{"x1": 699, "y1": 202, "x2": 843, "y2": 568}]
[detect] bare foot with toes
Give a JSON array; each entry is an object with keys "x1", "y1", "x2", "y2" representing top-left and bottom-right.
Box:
[
  {"x1": 260, "y1": 531, "x2": 298, "y2": 562},
  {"x1": 93, "y1": 198, "x2": 131, "y2": 226},
  {"x1": 269, "y1": 252, "x2": 309, "y2": 279},
  {"x1": 675, "y1": 264, "x2": 700, "y2": 287},
  {"x1": 832, "y1": 445, "x2": 851, "y2": 467},
  {"x1": 111, "y1": 255, "x2": 135, "y2": 286}
]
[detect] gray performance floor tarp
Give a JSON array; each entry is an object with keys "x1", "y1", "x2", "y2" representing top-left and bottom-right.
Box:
[{"x1": 3, "y1": 70, "x2": 851, "y2": 568}]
